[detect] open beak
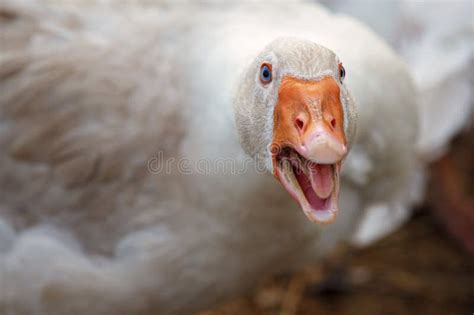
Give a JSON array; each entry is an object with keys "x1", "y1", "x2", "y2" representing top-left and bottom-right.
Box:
[{"x1": 272, "y1": 76, "x2": 347, "y2": 224}]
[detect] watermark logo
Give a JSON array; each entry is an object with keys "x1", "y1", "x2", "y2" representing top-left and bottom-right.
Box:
[{"x1": 146, "y1": 151, "x2": 269, "y2": 175}]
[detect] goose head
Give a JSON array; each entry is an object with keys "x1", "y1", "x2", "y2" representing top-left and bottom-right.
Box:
[{"x1": 234, "y1": 37, "x2": 357, "y2": 224}]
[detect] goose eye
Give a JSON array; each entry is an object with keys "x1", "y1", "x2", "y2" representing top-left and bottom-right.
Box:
[
  {"x1": 339, "y1": 64, "x2": 345, "y2": 82},
  {"x1": 260, "y1": 63, "x2": 272, "y2": 84}
]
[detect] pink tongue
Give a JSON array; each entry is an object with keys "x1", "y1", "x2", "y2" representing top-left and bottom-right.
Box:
[{"x1": 308, "y1": 163, "x2": 333, "y2": 199}]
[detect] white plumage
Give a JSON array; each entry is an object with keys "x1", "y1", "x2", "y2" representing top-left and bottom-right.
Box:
[{"x1": 0, "y1": 1, "x2": 467, "y2": 314}]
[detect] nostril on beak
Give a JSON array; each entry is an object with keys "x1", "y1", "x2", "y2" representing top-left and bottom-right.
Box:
[
  {"x1": 295, "y1": 118, "x2": 304, "y2": 130},
  {"x1": 330, "y1": 118, "x2": 336, "y2": 129},
  {"x1": 295, "y1": 114, "x2": 307, "y2": 133}
]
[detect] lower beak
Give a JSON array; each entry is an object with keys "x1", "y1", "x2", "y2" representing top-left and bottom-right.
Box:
[{"x1": 274, "y1": 150, "x2": 342, "y2": 224}]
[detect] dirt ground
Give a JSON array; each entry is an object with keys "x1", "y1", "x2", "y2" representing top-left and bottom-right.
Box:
[
  {"x1": 199, "y1": 126, "x2": 474, "y2": 315},
  {"x1": 198, "y1": 212, "x2": 473, "y2": 315}
]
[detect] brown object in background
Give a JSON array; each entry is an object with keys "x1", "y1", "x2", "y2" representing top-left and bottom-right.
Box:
[{"x1": 427, "y1": 124, "x2": 474, "y2": 254}]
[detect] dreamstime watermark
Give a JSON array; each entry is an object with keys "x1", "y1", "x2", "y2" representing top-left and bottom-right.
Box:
[
  {"x1": 147, "y1": 144, "x2": 316, "y2": 176},
  {"x1": 147, "y1": 151, "x2": 269, "y2": 175}
]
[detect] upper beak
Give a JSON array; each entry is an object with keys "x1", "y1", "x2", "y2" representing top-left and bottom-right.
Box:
[
  {"x1": 297, "y1": 120, "x2": 347, "y2": 164},
  {"x1": 271, "y1": 76, "x2": 347, "y2": 224}
]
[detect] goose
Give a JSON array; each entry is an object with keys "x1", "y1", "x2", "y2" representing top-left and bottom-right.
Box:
[{"x1": 0, "y1": 1, "x2": 461, "y2": 314}]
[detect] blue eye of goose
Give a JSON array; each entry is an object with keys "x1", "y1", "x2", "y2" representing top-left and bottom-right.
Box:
[
  {"x1": 339, "y1": 64, "x2": 345, "y2": 82},
  {"x1": 260, "y1": 64, "x2": 272, "y2": 83}
]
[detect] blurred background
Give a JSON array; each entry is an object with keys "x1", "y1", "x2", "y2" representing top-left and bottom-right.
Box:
[{"x1": 201, "y1": 0, "x2": 474, "y2": 314}]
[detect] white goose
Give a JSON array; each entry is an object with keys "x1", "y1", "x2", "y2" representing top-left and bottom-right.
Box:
[{"x1": 0, "y1": 1, "x2": 453, "y2": 314}]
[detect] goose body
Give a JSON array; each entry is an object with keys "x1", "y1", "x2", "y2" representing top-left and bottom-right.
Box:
[{"x1": 0, "y1": 1, "x2": 422, "y2": 314}]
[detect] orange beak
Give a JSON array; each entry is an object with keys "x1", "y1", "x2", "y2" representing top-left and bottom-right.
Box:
[{"x1": 272, "y1": 76, "x2": 347, "y2": 224}]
